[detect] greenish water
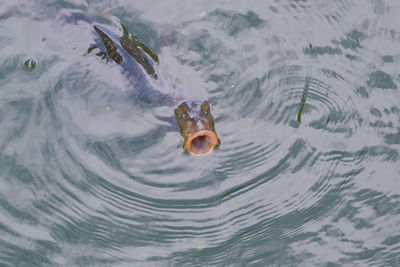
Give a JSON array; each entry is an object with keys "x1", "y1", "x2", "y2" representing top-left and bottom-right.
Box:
[{"x1": 1, "y1": 0, "x2": 400, "y2": 266}]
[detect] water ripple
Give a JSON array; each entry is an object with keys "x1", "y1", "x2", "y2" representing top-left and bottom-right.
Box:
[{"x1": 0, "y1": 1, "x2": 399, "y2": 266}]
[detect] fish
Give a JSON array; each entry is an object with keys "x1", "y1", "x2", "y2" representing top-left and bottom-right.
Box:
[
  {"x1": 175, "y1": 101, "x2": 220, "y2": 155},
  {"x1": 88, "y1": 21, "x2": 220, "y2": 155}
]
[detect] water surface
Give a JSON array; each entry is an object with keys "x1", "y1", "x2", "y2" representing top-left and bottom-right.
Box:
[{"x1": 0, "y1": 0, "x2": 399, "y2": 266}]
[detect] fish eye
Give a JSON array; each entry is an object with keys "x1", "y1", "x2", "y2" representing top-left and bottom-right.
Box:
[
  {"x1": 204, "y1": 110, "x2": 209, "y2": 115},
  {"x1": 181, "y1": 113, "x2": 188, "y2": 120}
]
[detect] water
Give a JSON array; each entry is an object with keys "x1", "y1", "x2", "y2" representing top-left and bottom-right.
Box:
[{"x1": 1, "y1": 0, "x2": 399, "y2": 266}]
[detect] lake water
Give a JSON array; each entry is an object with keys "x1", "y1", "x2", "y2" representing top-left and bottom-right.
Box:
[{"x1": 1, "y1": 0, "x2": 399, "y2": 266}]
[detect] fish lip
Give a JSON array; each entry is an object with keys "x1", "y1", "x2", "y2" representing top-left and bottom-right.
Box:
[{"x1": 184, "y1": 130, "x2": 220, "y2": 155}]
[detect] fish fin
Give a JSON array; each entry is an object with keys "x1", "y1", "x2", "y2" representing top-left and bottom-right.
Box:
[
  {"x1": 121, "y1": 23, "x2": 130, "y2": 39},
  {"x1": 120, "y1": 23, "x2": 159, "y2": 63},
  {"x1": 87, "y1": 45, "x2": 98, "y2": 54}
]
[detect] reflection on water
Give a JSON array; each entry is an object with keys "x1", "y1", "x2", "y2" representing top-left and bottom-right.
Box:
[{"x1": 0, "y1": 0, "x2": 399, "y2": 266}]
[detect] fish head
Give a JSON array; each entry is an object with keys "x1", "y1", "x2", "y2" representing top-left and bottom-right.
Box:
[{"x1": 174, "y1": 100, "x2": 220, "y2": 155}]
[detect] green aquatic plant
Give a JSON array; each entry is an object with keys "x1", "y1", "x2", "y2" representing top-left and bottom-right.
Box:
[{"x1": 297, "y1": 76, "x2": 310, "y2": 124}]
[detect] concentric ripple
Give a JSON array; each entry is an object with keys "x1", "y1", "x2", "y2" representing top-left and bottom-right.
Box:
[{"x1": 0, "y1": 0, "x2": 399, "y2": 266}]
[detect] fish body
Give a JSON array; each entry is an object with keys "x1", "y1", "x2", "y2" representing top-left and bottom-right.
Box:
[
  {"x1": 92, "y1": 24, "x2": 174, "y2": 105},
  {"x1": 90, "y1": 20, "x2": 220, "y2": 155}
]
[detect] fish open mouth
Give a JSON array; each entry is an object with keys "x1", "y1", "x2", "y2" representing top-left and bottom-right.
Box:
[{"x1": 184, "y1": 130, "x2": 220, "y2": 155}]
